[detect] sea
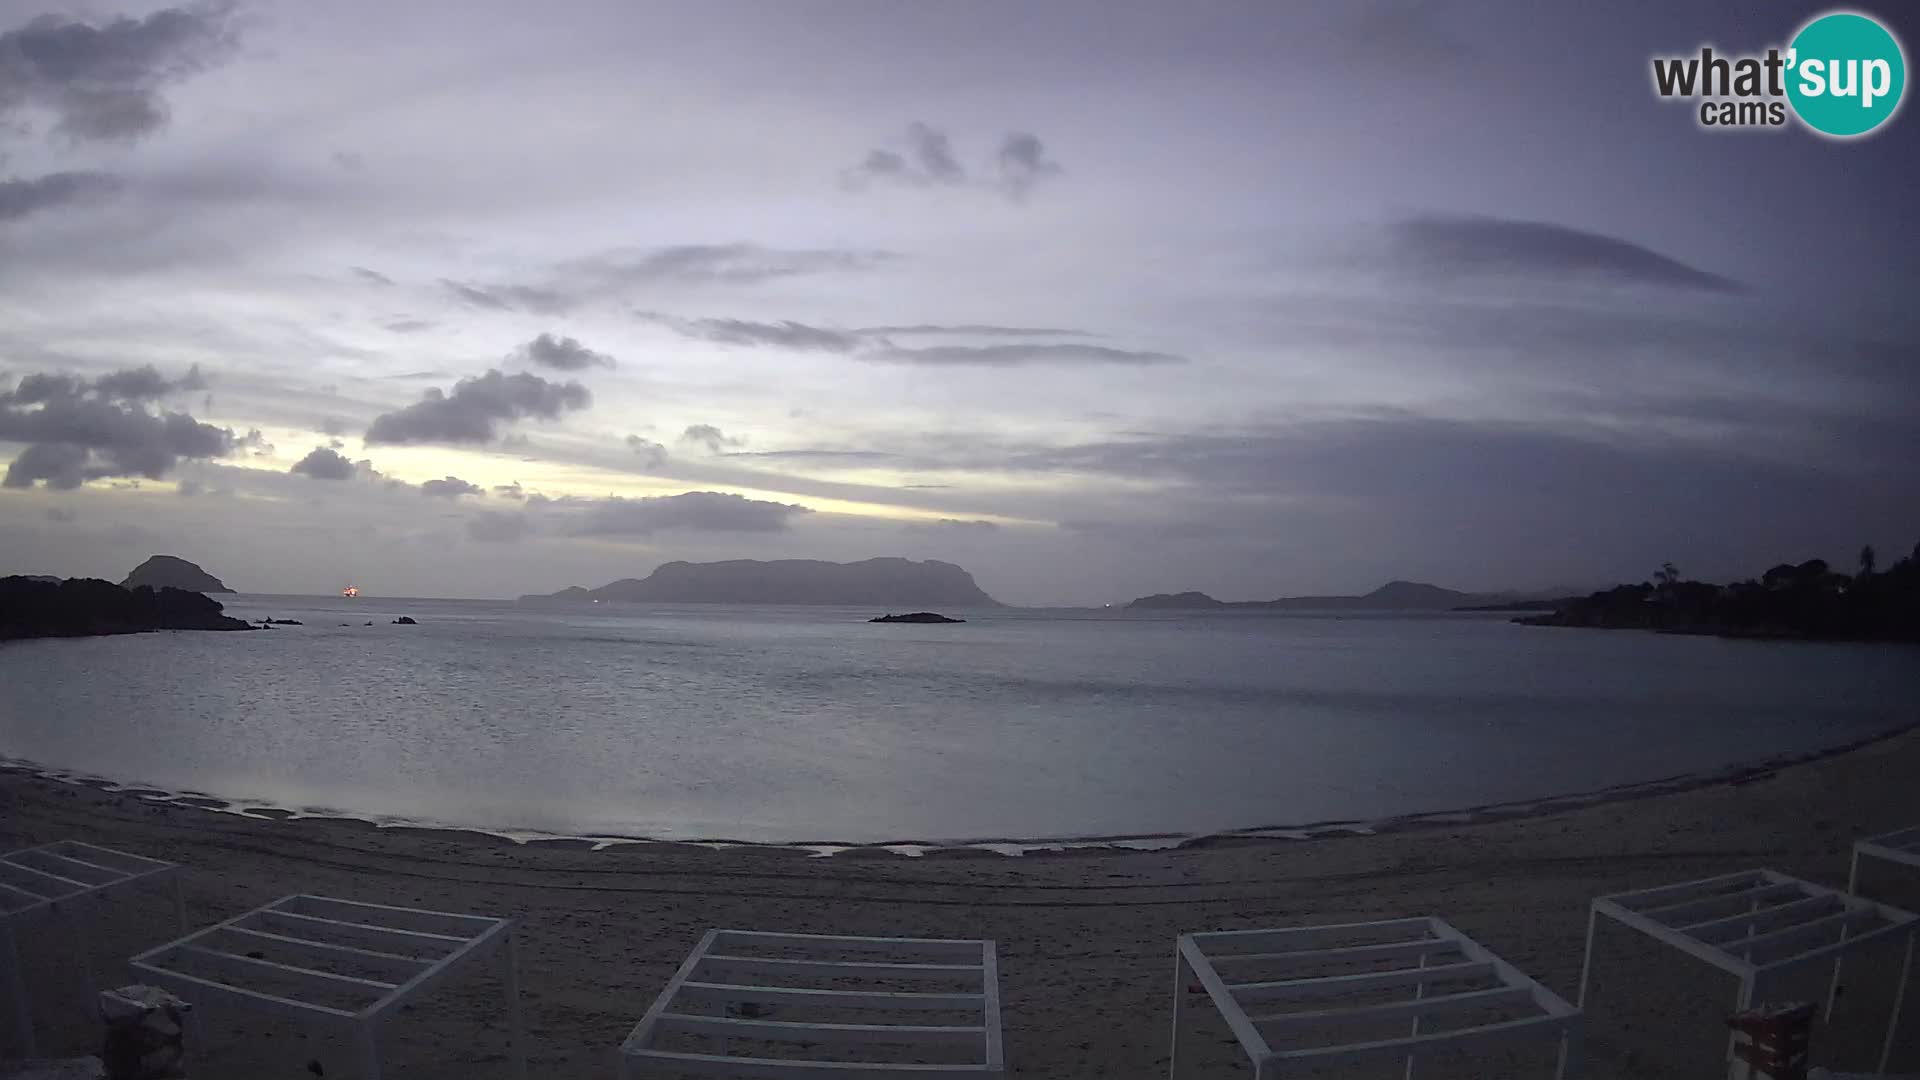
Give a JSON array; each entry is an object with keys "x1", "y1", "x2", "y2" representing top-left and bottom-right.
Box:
[{"x1": 2, "y1": 595, "x2": 1915, "y2": 847}]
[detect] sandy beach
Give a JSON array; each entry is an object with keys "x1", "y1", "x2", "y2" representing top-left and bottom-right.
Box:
[{"x1": 4, "y1": 729, "x2": 1919, "y2": 1079}]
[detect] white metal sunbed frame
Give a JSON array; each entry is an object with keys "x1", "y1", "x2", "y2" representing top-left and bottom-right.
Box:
[
  {"x1": 1579, "y1": 868, "x2": 1918, "y2": 1074},
  {"x1": 0, "y1": 839, "x2": 184, "y2": 1056},
  {"x1": 1849, "y1": 824, "x2": 1920, "y2": 892},
  {"x1": 1171, "y1": 916, "x2": 1580, "y2": 1080},
  {"x1": 129, "y1": 894, "x2": 524, "y2": 1080},
  {"x1": 619, "y1": 929, "x2": 1005, "y2": 1078}
]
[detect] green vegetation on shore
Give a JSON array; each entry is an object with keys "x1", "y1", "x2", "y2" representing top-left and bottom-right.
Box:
[{"x1": 1519, "y1": 542, "x2": 1920, "y2": 641}]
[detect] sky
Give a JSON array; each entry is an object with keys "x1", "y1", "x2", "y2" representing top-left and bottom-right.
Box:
[{"x1": 0, "y1": 1, "x2": 1916, "y2": 605}]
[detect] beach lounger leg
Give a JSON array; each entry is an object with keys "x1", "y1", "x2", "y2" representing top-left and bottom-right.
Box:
[
  {"x1": 1405, "y1": 950, "x2": 1427, "y2": 1080},
  {"x1": 1555, "y1": 1018, "x2": 1582, "y2": 1080},
  {"x1": 1827, "y1": 847, "x2": 1863, "y2": 1021},
  {"x1": 1575, "y1": 905, "x2": 1598, "y2": 1009},
  {"x1": 1727, "y1": 974, "x2": 1757, "y2": 1074},
  {"x1": 504, "y1": 927, "x2": 527, "y2": 1080},
  {"x1": 357, "y1": 1021, "x2": 381, "y2": 1080},
  {"x1": 3, "y1": 920, "x2": 32, "y2": 1057},
  {"x1": 1877, "y1": 931, "x2": 1914, "y2": 1074},
  {"x1": 69, "y1": 899, "x2": 98, "y2": 996},
  {"x1": 1169, "y1": 947, "x2": 1189, "y2": 1079}
]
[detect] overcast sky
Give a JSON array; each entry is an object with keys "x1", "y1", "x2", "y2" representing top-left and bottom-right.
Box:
[{"x1": 1, "y1": 1, "x2": 1916, "y2": 605}]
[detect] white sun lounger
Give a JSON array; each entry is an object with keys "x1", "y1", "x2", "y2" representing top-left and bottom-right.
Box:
[
  {"x1": 129, "y1": 894, "x2": 524, "y2": 1080},
  {"x1": 0, "y1": 840, "x2": 183, "y2": 1056},
  {"x1": 620, "y1": 929, "x2": 1005, "y2": 1078},
  {"x1": 1580, "y1": 869, "x2": 1918, "y2": 1074},
  {"x1": 1171, "y1": 916, "x2": 1580, "y2": 1079}
]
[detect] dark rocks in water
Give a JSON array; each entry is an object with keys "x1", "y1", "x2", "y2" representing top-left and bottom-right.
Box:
[
  {"x1": 257, "y1": 618, "x2": 303, "y2": 625},
  {"x1": 121, "y1": 554, "x2": 234, "y2": 594},
  {"x1": 364, "y1": 621, "x2": 375, "y2": 626},
  {"x1": 870, "y1": 611, "x2": 966, "y2": 624},
  {"x1": 392, "y1": 616, "x2": 417, "y2": 625},
  {"x1": 0, "y1": 576, "x2": 254, "y2": 640}
]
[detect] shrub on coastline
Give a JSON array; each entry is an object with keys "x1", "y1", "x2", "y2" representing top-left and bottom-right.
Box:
[{"x1": 1519, "y1": 540, "x2": 1920, "y2": 641}]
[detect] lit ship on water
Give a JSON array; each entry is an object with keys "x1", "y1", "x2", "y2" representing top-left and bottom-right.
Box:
[{"x1": 341, "y1": 585, "x2": 360, "y2": 598}]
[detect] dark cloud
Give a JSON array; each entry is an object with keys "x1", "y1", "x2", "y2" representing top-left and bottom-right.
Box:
[
  {"x1": 0, "y1": 4, "x2": 237, "y2": 142},
  {"x1": 89, "y1": 363, "x2": 205, "y2": 401},
  {"x1": 437, "y1": 246, "x2": 897, "y2": 316},
  {"x1": 1341, "y1": 1, "x2": 1478, "y2": 70},
  {"x1": 235, "y1": 427, "x2": 272, "y2": 456},
  {"x1": 467, "y1": 510, "x2": 532, "y2": 543},
  {"x1": 289, "y1": 445, "x2": 356, "y2": 480},
  {"x1": 680, "y1": 424, "x2": 743, "y2": 453},
  {"x1": 0, "y1": 366, "x2": 232, "y2": 488},
  {"x1": 865, "y1": 343, "x2": 1184, "y2": 366},
  {"x1": 844, "y1": 124, "x2": 1062, "y2": 201},
  {"x1": 493, "y1": 482, "x2": 525, "y2": 500},
  {"x1": 1391, "y1": 215, "x2": 1745, "y2": 293},
  {"x1": 625, "y1": 434, "x2": 668, "y2": 468},
  {"x1": 994, "y1": 132, "x2": 1062, "y2": 200},
  {"x1": 318, "y1": 417, "x2": 348, "y2": 437},
  {"x1": 364, "y1": 369, "x2": 591, "y2": 445},
  {"x1": 518, "y1": 332, "x2": 615, "y2": 371},
  {"x1": 381, "y1": 317, "x2": 435, "y2": 334},
  {"x1": 565, "y1": 243, "x2": 896, "y2": 289},
  {"x1": 638, "y1": 313, "x2": 861, "y2": 352},
  {"x1": 0, "y1": 171, "x2": 121, "y2": 222},
  {"x1": 420, "y1": 475, "x2": 482, "y2": 498},
  {"x1": 440, "y1": 279, "x2": 513, "y2": 310},
  {"x1": 912, "y1": 517, "x2": 1002, "y2": 532},
  {"x1": 571, "y1": 490, "x2": 811, "y2": 537},
  {"x1": 856, "y1": 324, "x2": 1087, "y2": 338},
  {"x1": 351, "y1": 266, "x2": 394, "y2": 286},
  {"x1": 726, "y1": 448, "x2": 898, "y2": 462}
]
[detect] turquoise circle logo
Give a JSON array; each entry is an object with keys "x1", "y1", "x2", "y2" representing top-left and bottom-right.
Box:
[{"x1": 1787, "y1": 11, "x2": 1907, "y2": 137}]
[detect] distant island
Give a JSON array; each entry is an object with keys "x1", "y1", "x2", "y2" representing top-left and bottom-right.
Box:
[
  {"x1": 1127, "y1": 580, "x2": 1529, "y2": 611},
  {"x1": 1, "y1": 576, "x2": 253, "y2": 640},
  {"x1": 524, "y1": 558, "x2": 1002, "y2": 607},
  {"x1": 1518, "y1": 544, "x2": 1920, "y2": 642},
  {"x1": 122, "y1": 555, "x2": 234, "y2": 594},
  {"x1": 870, "y1": 612, "x2": 966, "y2": 624}
]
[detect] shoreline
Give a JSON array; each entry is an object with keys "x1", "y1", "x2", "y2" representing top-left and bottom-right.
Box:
[
  {"x1": 4, "y1": 725, "x2": 1919, "y2": 1077},
  {"x1": 4, "y1": 721, "x2": 1911, "y2": 858}
]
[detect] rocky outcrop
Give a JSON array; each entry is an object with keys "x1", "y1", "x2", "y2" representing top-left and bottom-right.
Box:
[
  {"x1": 525, "y1": 558, "x2": 1001, "y2": 607},
  {"x1": 120, "y1": 556, "x2": 233, "y2": 594},
  {"x1": 870, "y1": 612, "x2": 966, "y2": 623},
  {"x1": 0, "y1": 576, "x2": 253, "y2": 640}
]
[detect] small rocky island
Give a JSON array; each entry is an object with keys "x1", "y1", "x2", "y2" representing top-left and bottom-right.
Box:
[
  {"x1": 870, "y1": 612, "x2": 966, "y2": 624},
  {"x1": 122, "y1": 554, "x2": 234, "y2": 593},
  {"x1": 1, "y1": 576, "x2": 253, "y2": 640}
]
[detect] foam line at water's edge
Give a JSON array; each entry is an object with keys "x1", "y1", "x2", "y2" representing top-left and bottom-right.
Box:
[{"x1": 2, "y1": 722, "x2": 1913, "y2": 858}]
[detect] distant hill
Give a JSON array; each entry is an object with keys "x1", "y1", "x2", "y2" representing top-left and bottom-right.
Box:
[
  {"x1": 1127, "y1": 580, "x2": 1517, "y2": 611},
  {"x1": 523, "y1": 558, "x2": 1002, "y2": 607},
  {"x1": 122, "y1": 555, "x2": 233, "y2": 594},
  {"x1": 1, "y1": 576, "x2": 252, "y2": 640}
]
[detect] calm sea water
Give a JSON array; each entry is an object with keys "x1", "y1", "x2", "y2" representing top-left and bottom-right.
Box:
[{"x1": 1, "y1": 596, "x2": 1914, "y2": 844}]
